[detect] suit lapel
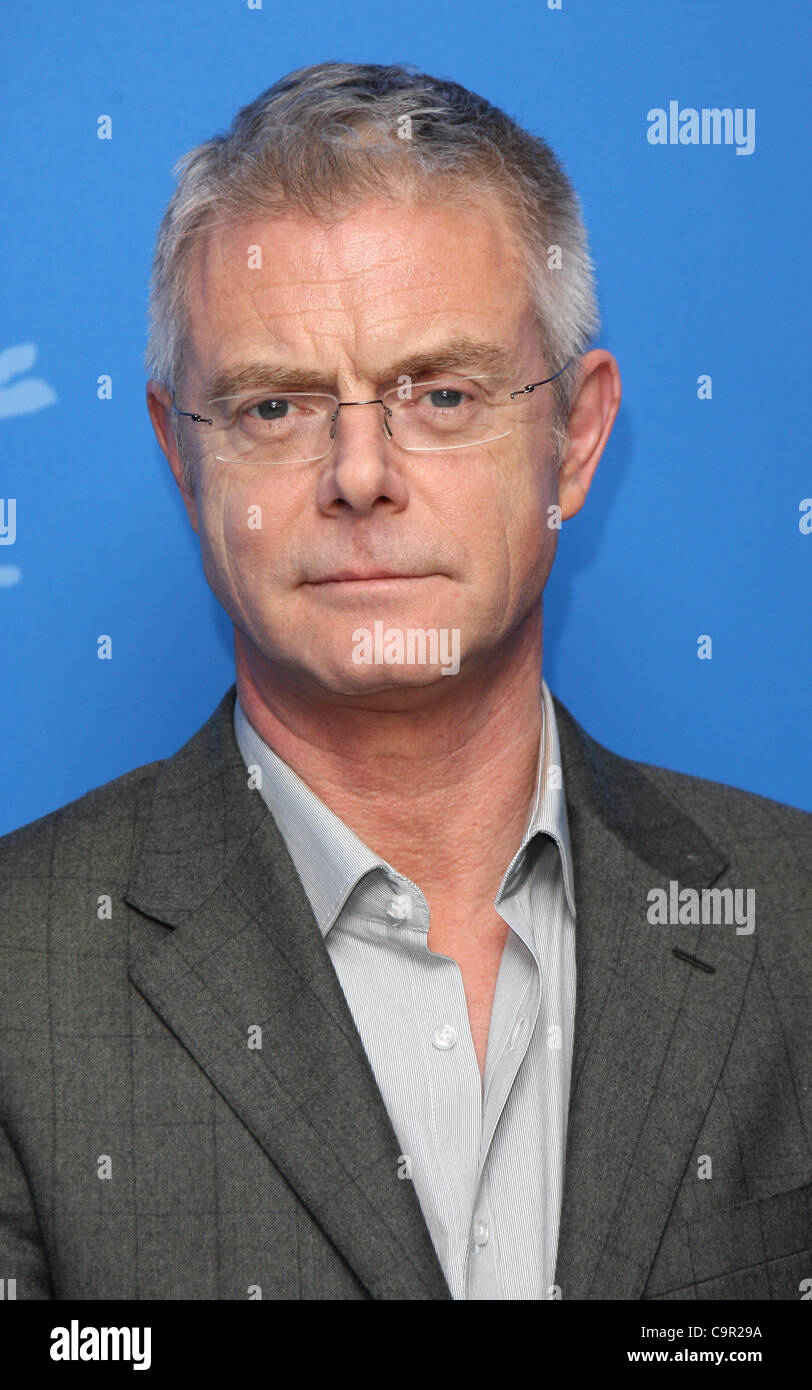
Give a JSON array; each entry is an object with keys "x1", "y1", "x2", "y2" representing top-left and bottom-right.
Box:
[
  {"x1": 551, "y1": 697, "x2": 757, "y2": 1299},
  {"x1": 125, "y1": 687, "x2": 451, "y2": 1301}
]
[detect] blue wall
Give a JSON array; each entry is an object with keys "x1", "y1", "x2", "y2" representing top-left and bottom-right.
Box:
[{"x1": 2, "y1": 0, "x2": 810, "y2": 834}]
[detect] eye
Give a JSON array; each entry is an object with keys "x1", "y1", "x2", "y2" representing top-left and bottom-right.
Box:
[
  {"x1": 426, "y1": 387, "x2": 465, "y2": 409},
  {"x1": 410, "y1": 379, "x2": 478, "y2": 410},
  {"x1": 245, "y1": 397, "x2": 300, "y2": 422}
]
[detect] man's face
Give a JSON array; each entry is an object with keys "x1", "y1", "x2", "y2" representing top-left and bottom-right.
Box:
[{"x1": 165, "y1": 195, "x2": 566, "y2": 698}]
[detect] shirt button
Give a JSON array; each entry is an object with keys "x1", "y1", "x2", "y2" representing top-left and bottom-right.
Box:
[
  {"x1": 386, "y1": 893, "x2": 412, "y2": 920},
  {"x1": 431, "y1": 1023, "x2": 457, "y2": 1050},
  {"x1": 472, "y1": 1219, "x2": 489, "y2": 1247}
]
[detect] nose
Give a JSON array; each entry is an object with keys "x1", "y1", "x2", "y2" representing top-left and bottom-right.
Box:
[{"x1": 316, "y1": 398, "x2": 408, "y2": 516}]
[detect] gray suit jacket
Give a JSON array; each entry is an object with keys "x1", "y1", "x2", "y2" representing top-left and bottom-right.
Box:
[{"x1": 1, "y1": 686, "x2": 809, "y2": 1300}]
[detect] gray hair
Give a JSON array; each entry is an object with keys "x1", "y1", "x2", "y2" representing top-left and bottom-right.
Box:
[{"x1": 145, "y1": 61, "x2": 600, "y2": 473}]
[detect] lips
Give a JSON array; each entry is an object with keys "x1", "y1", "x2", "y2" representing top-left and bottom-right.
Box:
[{"x1": 309, "y1": 570, "x2": 430, "y2": 583}]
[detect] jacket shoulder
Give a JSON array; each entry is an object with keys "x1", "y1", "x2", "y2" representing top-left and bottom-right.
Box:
[
  {"x1": 630, "y1": 754, "x2": 812, "y2": 860},
  {"x1": 0, "y1": 755, "x2": 165, "y2": 893},
  {"x1": 552, "y1": 691, "x2": 811, "y2": 862}
]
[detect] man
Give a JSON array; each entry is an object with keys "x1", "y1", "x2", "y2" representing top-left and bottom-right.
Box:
[{"x1": 1, "y1": 62, "x2": 809, "y2": 1302}]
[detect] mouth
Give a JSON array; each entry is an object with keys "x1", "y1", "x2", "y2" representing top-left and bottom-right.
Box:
[{"x1": 306, "y1": 570, "x2": 436, "y2": 584}]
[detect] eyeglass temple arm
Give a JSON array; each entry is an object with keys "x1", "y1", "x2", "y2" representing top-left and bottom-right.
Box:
[
  {"x1": 509, "y1": 357, "x2": 575, "y2": 400},
  {"x1": 170, "y1": 394, "x2": 213, "y2": 426}
]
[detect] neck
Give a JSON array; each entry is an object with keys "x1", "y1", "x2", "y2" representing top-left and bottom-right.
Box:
[{"x1": 235, "y1": 607, "x2": 545, "y2": 909}]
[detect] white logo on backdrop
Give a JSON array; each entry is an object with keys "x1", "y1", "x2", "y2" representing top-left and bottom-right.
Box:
[{"x1": 0, "y1": 342, "x2": 57, "y2": 419}]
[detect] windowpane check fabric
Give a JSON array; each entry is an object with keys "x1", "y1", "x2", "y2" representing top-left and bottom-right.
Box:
[
  {"x1": 2, "y1": 683, "x2": 809, "y2": 1301},
  {"x1": 234, "y1": 678, "x2": 577, "y2": 1299}
]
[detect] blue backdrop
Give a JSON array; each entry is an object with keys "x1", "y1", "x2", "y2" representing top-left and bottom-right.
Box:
[{"x1": 2, "y1": 0, "x2": 810, "y2": 835}]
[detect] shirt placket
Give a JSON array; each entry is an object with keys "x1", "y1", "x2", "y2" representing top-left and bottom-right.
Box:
[
  {"x1": 465, "y1": 918, "x2": 540, "y2": 1299},
  {"x1": 379, "y1": 873, "x2": 484, "y2": 1295}
]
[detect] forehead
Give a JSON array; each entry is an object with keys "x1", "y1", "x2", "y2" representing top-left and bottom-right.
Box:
[{"x1": 182, "y1": 195, "x2": 535, "y2": 383}]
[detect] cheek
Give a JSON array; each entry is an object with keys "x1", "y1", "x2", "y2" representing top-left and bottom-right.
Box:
[
  {"x1": 195, "y1": 476, "x2": 283, "y2": 607},
  {"x1": 499, "y1": 459, "x2": 560, "y2": 590}
]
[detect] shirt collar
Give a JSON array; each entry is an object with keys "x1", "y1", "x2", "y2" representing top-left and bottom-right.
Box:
[
  {"x1": 233, "y1": 678, "x2": 576, "y2": 937},
  {"x1": 499, "y1": 678, "x2": 576, "y2": 917}
]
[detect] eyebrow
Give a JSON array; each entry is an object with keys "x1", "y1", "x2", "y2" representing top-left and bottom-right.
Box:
[{"x1": 202, "y1": 335, "x2": 514, "y2": 401}]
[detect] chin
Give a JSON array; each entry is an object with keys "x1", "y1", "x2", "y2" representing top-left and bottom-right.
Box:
[{"x1": 307, "y1": 656, "x2": 459, "y2": 699}]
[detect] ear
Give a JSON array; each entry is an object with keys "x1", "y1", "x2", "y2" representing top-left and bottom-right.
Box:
[
  {"x1": 146, "y1": 380, "x2": 199, "y2": 532},
  {"x1": 557, "y1": 350, "x2": 622, "y2": 520}
]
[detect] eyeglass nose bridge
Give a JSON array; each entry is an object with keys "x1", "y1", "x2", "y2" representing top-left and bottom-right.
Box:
[{"x1": 329, "y1": 397, "x2": 395, "y2": 443}]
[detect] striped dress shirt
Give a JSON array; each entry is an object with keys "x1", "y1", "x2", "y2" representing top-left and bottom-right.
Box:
[{"x1": 233, "y1": 678, "x2": 577, "y2": 1299}]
